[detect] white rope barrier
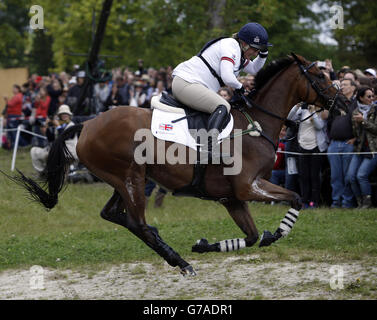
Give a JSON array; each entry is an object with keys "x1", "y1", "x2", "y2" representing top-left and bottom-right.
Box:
[
  {"x1": 0, "y1": 117, "x2": 3, "y2": 148},
  {"x1": 5, "y1": 125, "x2": 47, "y2": 172},
  {"x1": 278, "y1": 150, "x2": 377, "y2": 156}
]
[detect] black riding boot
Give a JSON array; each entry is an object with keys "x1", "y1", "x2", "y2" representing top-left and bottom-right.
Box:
[{"x1": 205, "y1": 105, "x2": 228, "y2": 160}]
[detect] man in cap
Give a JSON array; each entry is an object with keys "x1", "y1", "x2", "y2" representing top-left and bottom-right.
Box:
[
  {"x1": 30, "y1": 104, "x2": 78, "y2": 176},
  {"x1": 66, "y1": 71, "x2": 86, "y2": 112},
  {"x1": 364, "y1": 68, "x2": 376, "y2": 79}
]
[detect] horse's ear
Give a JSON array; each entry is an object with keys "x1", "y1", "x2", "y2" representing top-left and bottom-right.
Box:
[{"x1": 290, "y1": 52, "x2": 300, "y2": 63}]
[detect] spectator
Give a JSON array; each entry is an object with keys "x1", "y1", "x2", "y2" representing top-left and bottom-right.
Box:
[
  {"x1": 289, "y1": 103, "x2": 329, "y2": 208},
  {"x1": 337, "y1": 67, "x2": 350, "y2": 81},
  {"x1": 151, "y1": 80, "x2": 166, "y2": 98},
  {"x1": 30, "y1": 86, "x2": 51, "y2": 147},
  {"x1": 68, "y1": 77, "x2": 77, "y2": 89},
  {"x1": 59, "y1": 71, "x2": 70, "y2": 88},
  {"x1": 327, "y1": 78, "x2": 358, "y2": 208},
  {"x1": 270, "y1": 126, "x2": 286, "y2": 189},
  {"x1": 157, "y1": 67, "x2": 168, "y2": 89},
  {"x1": 66, "y1": 71, "x2": 86, "y2": 111},
  {"x1": 346, "y1": 86, "x2": 377, "y2": 208},
  {"x1": 129, "y1": 80, "x2": 147, "y2": 107},
  {"x1": 147, "y1": 68, "x2": 158, "y2": 84},
  {"x1": 137, "y1": 59, "x2": 146, "y2": 75},
  {"x1": 318, "y1": 59, "x2": 337, "y2": 80},
  {"x1": 47, "y1": 79, "x2": 63, "y2": 118},
  {"x1": 104, "y1": 83, "x2": 122, "y2": 111},
  {"x1": 30, "y1": 104, "x2": 78, "y2": 176},
  {"x1": 218, "y1": 87, "x2": 233, "y2": 102},
  {"x1": 244, "y1": 74, "x2": 255, "y2": 91},
  {"x1": 140, "y1": 74, "x2": 152, "y2": 107},
  {"x1": 94, "y1": 81, "x2": 110, "y2": 110},
  {"x1": 145, "y1": 180, "x2": 167, "y2": 209},
  {"x1": 285, "y1": 103, "x2": 302, "y2": 196},
  {"x1": 116, "y1": 76, "x2": 130, "y2": 105},
  {"x1": 146, "y1": 77, "x2": 157, "y2": 103},
  {"x1": 21, "y1": 83, "x2": 33, "y2": 119},
  {"x1": 2, "y1": 84, "x2": 27, "y2": 148},
  {"x1": 344, "y1": 70, "x2": 360, "y2": 86},
  {"x1": 364, "y1": 68, "x2": 376, "y2": 80}
]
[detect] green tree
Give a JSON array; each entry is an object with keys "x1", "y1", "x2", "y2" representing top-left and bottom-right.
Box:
[
  {"x1": 27, "y1": 29, "x2": 54, "y2": 75},
  {"x1": 5, "y1": 0, "x2": 346, "y2": 73},
  {"x1": 0, "y1": 0, "x2": 29, "y2": 68},
  {"x1": 320, "y1": 0, "x2": 377, "y2": 69}
]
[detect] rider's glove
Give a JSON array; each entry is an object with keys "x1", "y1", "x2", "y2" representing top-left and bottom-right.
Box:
[
  {"x1": 234, "y1": 86, "x2": 245, "y2": 96},
  {"x1": 231, "y1": 86, "x2": 245, "y2": 105}
]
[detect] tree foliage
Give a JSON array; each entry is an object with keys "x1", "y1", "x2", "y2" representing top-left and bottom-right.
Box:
[
  {"x1": 0, "y1": 0, "x2": 29, "y2": 68},
  {"x1": 319, "y1": 0, "x2": 377, "y2": 69},
  {"x1": 1, "y1": 0, "x2": 375, "y2": 74}
]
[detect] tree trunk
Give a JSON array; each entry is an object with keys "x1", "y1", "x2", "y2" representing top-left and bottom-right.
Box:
[{"x1": 208, "y1": 0, "x2": 226, "y2": 29}]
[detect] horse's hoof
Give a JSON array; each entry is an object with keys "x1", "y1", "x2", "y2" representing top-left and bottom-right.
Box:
[
  {"x1": 259, "y1": 230, "x2": 276, "y2": 247},
  {"x1": 180, "y1": 265, "x2": 197, "y2": 277},
  {"x1": 192, "y1": 238, "x2": 210, "y2": 253}
]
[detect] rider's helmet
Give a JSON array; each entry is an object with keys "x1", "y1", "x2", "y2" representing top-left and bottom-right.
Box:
[{"x1": 237, "y1": 23, "x2": 273, "y2": 52}]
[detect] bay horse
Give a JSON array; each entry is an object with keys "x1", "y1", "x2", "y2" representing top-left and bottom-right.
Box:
[{"x1": 8, "y1": 53, "x2": 346, "y2": 276}]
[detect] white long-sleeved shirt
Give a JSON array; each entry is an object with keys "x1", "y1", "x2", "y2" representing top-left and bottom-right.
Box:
[
  {"x1": 288, "y1": 105, "x2": 329, "y2": 152},
  {"x1": 172, "y1": 38, "x2": 266, "y2": 92}
]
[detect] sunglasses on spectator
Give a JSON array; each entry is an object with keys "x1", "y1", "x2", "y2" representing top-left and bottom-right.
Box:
[{"x1": 366, "y1": 95, "x2": 374, "y2": 98}]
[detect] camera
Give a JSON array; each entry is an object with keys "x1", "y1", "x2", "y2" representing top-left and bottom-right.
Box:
[{"x1": 317, "y1": 61, "x2": 326, "y2": 69}]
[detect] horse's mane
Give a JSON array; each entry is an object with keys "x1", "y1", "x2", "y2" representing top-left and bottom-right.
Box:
[{"x1": 254, "y1": 56, "x2": 294, "y2": 90}]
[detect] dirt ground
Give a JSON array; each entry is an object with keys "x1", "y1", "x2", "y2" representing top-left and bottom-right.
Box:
[{"x1": 1, "y1": 254, "x2": 376, "y2": 300}]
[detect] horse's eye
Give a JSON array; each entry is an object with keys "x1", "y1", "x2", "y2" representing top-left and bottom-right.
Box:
[{"x1": 319, "y1": 73, "x2": 325, "y2": 79}]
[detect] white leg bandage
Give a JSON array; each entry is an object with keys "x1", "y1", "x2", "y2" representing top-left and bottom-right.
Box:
[
  {"x1": 278, "y1": 208, "x2": 299, "y2": 237},
  {"x1": 219, "y1": 239, "x2": 246, "y2": 252}
]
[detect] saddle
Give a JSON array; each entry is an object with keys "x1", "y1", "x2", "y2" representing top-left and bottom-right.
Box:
[{"x1": 158, "y1": 92, "x2": 231, "y2": 133}]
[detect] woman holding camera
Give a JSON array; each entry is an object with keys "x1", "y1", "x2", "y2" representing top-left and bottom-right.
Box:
[
  {"x1": 288, "y1": 103, "x2": 329, "y2": 209},
  {"x1": 345, "y1": 86, "x2": 377, "y2": 208}
]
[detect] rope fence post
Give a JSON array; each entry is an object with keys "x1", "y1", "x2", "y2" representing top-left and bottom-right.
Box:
[
  {"x1": 11, "y1": 125, "x2": 22, "y2": 171},
  {"x1": 0, "y1": 117, "x2": 3, "y2": 148}
]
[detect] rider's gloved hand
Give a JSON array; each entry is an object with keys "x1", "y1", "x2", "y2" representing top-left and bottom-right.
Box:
[{"x1": 231, "y1": 86, "x2": 245, "y2": 105}]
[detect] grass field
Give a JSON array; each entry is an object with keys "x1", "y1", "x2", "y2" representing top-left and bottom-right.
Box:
[{"x1": 1, "y1": 147, "x2": 377, "y2": 299}]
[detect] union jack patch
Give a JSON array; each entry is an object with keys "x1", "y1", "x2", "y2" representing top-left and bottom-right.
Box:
[{"x1": 159, "y1": 123, "x2": 173, "y2": 131}]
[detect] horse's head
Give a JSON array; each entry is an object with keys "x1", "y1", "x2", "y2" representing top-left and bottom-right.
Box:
[{"x1": 290, "y1": 52, "x2": 348, "y2": 112}]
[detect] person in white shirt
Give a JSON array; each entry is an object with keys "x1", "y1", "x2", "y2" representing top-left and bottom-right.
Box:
[
  {"x1": 172, "y1": 22, "x2": 272, "y2": 157},
  {"x1": 288, "y1": 103, "x2": 329, "y2": 209}
]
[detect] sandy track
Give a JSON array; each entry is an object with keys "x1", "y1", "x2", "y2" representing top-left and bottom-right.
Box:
[{"x1": 1, "y1": 255, "x2": 376, "y2": 300}]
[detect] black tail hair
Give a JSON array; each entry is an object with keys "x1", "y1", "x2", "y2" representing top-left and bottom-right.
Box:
[{"x1": 2, "y1": 123, "x2": 83, "y2": 210}]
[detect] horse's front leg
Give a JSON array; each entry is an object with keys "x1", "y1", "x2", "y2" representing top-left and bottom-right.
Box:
[
  {"x1": 235, "y1": 177, "x2": 302, "y2": 247},
  {"x1": 192, "y1": 199, "x2": 259, "y2": 253}
]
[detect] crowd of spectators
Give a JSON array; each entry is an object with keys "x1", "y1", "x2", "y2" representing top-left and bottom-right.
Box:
[
  {"x1": 1, "y1": 57, "x2": 377, "y2": 208},
  {"x1": 270, "y1": 61, "x2": 377, "y2": 209}
]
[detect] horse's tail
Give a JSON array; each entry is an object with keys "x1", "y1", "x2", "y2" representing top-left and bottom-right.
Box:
[{"x1": 5, "y1": 123, "x2": 84, "y2": 210}]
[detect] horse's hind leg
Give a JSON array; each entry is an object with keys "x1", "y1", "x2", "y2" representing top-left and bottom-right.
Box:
[
  {"x1": 192, "y1": 199, "x2": 259, "y2": 253},
  {"x1": 100, "y1": 167, "x2": 196, "y2": 276},
  {"x1": 100, "y1": 190, "x2": 128, "y2": 225}
]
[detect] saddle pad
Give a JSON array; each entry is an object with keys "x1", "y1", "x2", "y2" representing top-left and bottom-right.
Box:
[{"x1": 151, "y1": 108, "x2": 234, "y2": 151}]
